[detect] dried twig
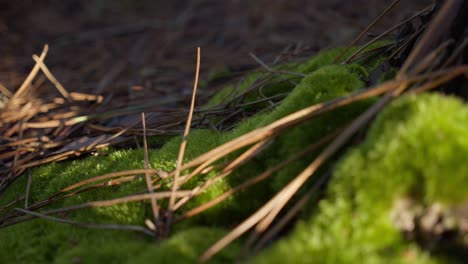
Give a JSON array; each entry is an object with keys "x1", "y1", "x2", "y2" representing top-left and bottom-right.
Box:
[
  {"x1": 142, "y1": 112, "x2": 160, "y2": 233},
  {"x1": 167, "y1": 47, "x2": 201, "y2": 232},
  {"x1": 334, "y1": 0, "x2": 401, "y2": 63},
  {"x1": 32, "y1": 54, "x2": 72, "y2": 102},
  {"x1": 0, "y1": 83, "x2": 13, "y2": 98},
  {"x1": 15, "y1": 208, "x2": 155, "y2": 237},
  {"x1": 342, "y1": 5, "x2": 432, "y2": 64},
  {"x1": 249, "y1": 171, "x2": 331, "y2": 255},
  {"x1": 175, "y1": 127, "x2": 341, "y2": 222},
  {"x1": 1, "y1": 191, "x2": 191, "y2": 229},
  {"x1": 24, "y1": 170, "x2": 32, "y2": 208}
]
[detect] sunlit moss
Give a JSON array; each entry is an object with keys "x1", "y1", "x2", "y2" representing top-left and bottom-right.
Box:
[
  {"x1": 253, "y1": 94, "x2": 468, "y2": 264},
  {"x1": 0, "y1": 44, "x2": 423, "y2": 263}
]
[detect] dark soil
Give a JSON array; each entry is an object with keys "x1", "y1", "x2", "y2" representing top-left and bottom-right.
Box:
[{"x1": 1, "y1": 0, "x2": 431, "y2": 106}]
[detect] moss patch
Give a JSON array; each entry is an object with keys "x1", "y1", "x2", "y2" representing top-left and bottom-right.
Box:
[
  {"x1": 205, "y1": 42, "x2": 388, "y2": 109},
  {"x1": 0, "y1": 220, "x2": 238, "y2": 264},
  {"x1": 253, "y1": 94, "x2": 468, "y2": 264},
  {"x1": 0, "y1": 43, "x2": 436, "y2": 263}
]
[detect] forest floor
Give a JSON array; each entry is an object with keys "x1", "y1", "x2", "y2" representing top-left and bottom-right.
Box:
[
  {"x1": 1, "y1": 0, "x2": 430, "y2": 107},
  {"x1": 3, "y1": 2, "x2": 468, "y2": 263}
]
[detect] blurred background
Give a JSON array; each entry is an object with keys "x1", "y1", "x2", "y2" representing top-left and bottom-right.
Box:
[{"x1": 0, "y1": 0, "x2": 430, "y2": 104}]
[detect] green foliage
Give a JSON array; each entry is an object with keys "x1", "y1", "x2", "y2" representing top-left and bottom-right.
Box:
[{"x1": 253, "y1": 94, "x2": 468, "y2": 264}]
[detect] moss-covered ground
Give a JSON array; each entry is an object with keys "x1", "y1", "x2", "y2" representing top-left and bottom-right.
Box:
[
  {"x1": 253, "y1": 94, "x2": 468, "y2": 264},
  {"x1": 1, "y1": 45, "x2": 466, "y2": 263}
]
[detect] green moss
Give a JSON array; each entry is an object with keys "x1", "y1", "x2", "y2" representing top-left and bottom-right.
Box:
[
  {"x1": 206, "y1": 41, "x2": 389, "y2": 112},
  {"x1": 256, "y1": 64, "x2": 371, "y2": 190},
  {"x1": 205, "y1": 47, "x2": 340, "y2": 108},
  {"x1": 201, "y1": 64, "x2": 372, "y2": 219},
  {"x1": 0, "y1": 45, "x2": 404, "y2": 263},
  {"x1": 253, "y1": 94, "x2": 468, "y2": 264},
  {"x1": 129, "y1": 227, "x2": 240, "y2": 264},
  {"x1": 207, "y1": 66, "x2": 233, "y2": 83},
  {"x1": 0, "y1": 219, "x2": 146, "y2": 263},
  {"x1": 0, "y1": 219, "x2": 237, "y2": 264},
  {"x1": 204, "y1": 72, "x2": 260, "y2": 107},
  {"x1": 296, "y1": 42, "x2": 391, "y2": 75},
  {"x1": 53, "y1": 227, "x2": 238, "y2": 264}
]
